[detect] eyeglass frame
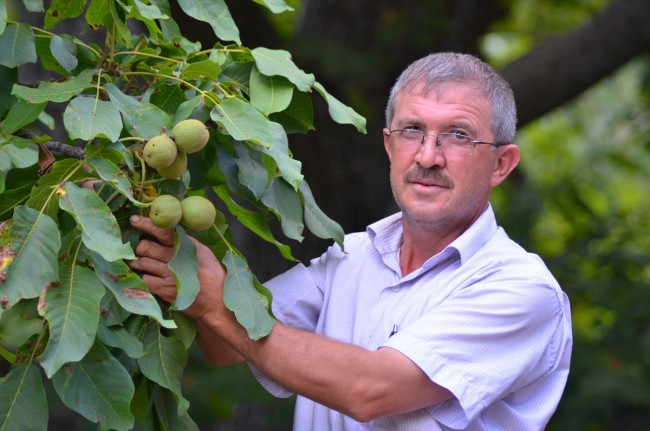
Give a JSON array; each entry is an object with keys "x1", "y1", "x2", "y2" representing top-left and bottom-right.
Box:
[{"x1": 384, "y1": 129, "x2": 509, "y2": 154}]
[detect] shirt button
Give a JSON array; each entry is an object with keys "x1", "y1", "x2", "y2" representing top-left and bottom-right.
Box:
[{"x1": 391, "y1": 285, "x2": 401, "y2": 292}]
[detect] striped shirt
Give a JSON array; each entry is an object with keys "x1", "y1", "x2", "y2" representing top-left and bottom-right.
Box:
[{"x1": 252, "y1": 205, "x2": 572, "y2": 430}]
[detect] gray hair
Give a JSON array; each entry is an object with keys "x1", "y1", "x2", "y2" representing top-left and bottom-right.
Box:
[{"x1": 385, "y1": 52, "x2": 517, "y2": 144}]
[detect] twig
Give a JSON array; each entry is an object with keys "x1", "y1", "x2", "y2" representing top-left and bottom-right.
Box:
[{"x1": 45, "y1": 141, "x2": 86, "y2": 159}]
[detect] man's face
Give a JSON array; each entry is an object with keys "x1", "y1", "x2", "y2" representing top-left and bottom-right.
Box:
[{"x1": 383, "y1": 82, "x2": 503, "y2": 231}]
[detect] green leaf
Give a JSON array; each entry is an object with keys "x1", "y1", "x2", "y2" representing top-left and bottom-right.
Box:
[
  {"x1": 85, "y1": 157, "x2": 146, "y2": 206},
  {"x1": 105, "y1": 83, "x2": 173, "y2": 139},
  {"x1": 63, "y1": 95, "x2": 123, "y2": 142},
  {"x1": 1, "y1": 206, "x2": 60, "y2": 319},
  {"x1": 214, "y1": 184, "x2": 295, "y2": 260},
  {"x1": 96, "y1": 324, "x2": 145, "y2": 359},
  {"x1": 210, "y1": 97, "x2": 272, "y2": 147},
  {"x1": 168, "y1": 226, "x2": 200, "y2": 311},
  {"x1": 312, "y1": 81, "x2": 367, "y2": 133},
  {"x1": 0, "y1": 140, "x2": 38, "y2": 170},
  {"x1": 250, "y1": 66, "x2": 293, "y2": 115},
  {"x1": 300, "y1": 180, "x2": 345, "y2": 248},
  {"x1": 182, "y1": 59, "x2": 222, "y2": 81},
  {"x1": 0, "y1": 165, "x2": 38, "y2": 221},
  {"x1": 59, "y1": 181, "x2": 135, "y2": 261},
  {"x1": 86, "y1": 0, "x2": 111, "y2": 29},
  {"x1": 1, "y1": 99, "x2": 47, "y2": 135},
  {"x1": 137, "y1": 322, "x2": 189, "y2": 415},
  {"x1": 0, "y1": 23, "x2": 36, "y2": 67},
  {"x1": 177, "y1": 0, "x2": 240, "y2": 45},
  {"x1": 0, "y1": 364, "x2": 48, "y2": 431},
  {"x1": 50, "y1": 34, "x2": 78, "y2": 71},
  {"x1": 150, "y1": 0, "x2": 181, "y2": 40},
  {"x1": 11, "y1": 69, "x2": 96, "y2": 103},
  {"x1": 251, "y1": 47, "x2": 315, "y2": 92},
  {"x1": 233, "y1": 141, "x2": 273, "y2": 198},
  {"x1": 91, "y1": 251, "x2": 177, "y2": 329},
  {"x1": 39, "y1": 264, "x2": 105, "y2": 378},
  {"x1": 261, "y1": 177, "x2": 304, "y2": 242},
  {"x1": 0, "y1": 0, "x2": 6, "y2": 35},
  {"x1": 258, "y1": 121, "x2": 303, "y2": 189},
  {"x1": 51, "y1": 341, "x2": 135, "y2": 431},
  {"x1": 22, "y1": 0, "x2": 45, "y2": 13},
  {"x1": 151, "y1": 386, "x2": 199, "y2": 431},
  {"x1": 250, "y1": 0, "x2": 293, "y2": 13},
  {"x1": 44, "y1": 0, "x2": 85, "y2": 29},
  {"x1": 269, "y1": 89, "x2": 314, "y2": 134},
  {"x1": 222, "y1": 250, "x2": 275, "y2": 340}
]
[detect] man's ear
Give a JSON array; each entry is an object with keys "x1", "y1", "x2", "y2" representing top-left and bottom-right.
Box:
[
  {"x1": 490, "y1": 144, "x2": 520, "y2": 187},
  {"x1": 383, "y1": 128, "x2": 393, "y2": 161}
]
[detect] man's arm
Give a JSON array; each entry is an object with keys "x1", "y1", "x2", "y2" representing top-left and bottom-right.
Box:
[{"x1": 128, "y1": 215, "x2": 453, "y2": 422}]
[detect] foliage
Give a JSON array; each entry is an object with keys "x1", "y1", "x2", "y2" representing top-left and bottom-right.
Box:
[
  {"x1": 492, "y1": 56, "x2": 650, "y2": 430},
  {"x1": 0, "y1": 0, "x2": 365, "y2": 429}
]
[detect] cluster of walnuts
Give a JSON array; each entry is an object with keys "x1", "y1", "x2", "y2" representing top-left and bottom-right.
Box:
[{"x1": 142, "y1": 119, "x2": 216, "y2": 231}]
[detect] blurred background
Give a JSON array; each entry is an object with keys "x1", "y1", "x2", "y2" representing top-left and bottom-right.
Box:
[{"x1": 11, "y1": 0, "x2": 650, "y2": 429}]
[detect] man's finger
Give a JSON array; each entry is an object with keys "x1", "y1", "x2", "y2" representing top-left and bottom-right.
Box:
[{"x1": 130, "y1": 215, "x2": 175, "y2": 246}]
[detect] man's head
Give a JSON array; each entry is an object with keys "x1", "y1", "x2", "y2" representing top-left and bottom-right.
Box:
[
  {"x1": 382, "y1": 52, "x2": 520, "y2": 237},
  {"x1": 385, "y1": 52, "x2": 517, "y2": 146}
]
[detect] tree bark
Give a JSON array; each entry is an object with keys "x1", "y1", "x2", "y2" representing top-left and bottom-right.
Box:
[{"x1": 503, "y1": 0, "x2": 650, "y2": 126}]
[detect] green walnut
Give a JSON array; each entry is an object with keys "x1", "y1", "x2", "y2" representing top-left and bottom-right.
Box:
[
  {"x1": 172, "y1": 119, "x2": 209, "y2": 154},
  {"x1": 149, "y1": 195, "x2": 183, "y2": 229},
  {"x1": 180, "y1": 196, "x2": 216, "y2": 231},
  {"x1": 143, "y1": 134, "x2": 177, "y2": 169},
  {"x1": 157, "y1": 151, "x2": 187, "y2": 179}
]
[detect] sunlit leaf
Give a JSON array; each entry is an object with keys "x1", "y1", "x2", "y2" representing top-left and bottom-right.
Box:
[
  {"x1": 52, "y1": 341, "x2": 135, "y2": 431},
  {"x1": 105, "y1": 83, "x2": 173, "y2": 139},
  {"x1": 182, "y1": 59, "x2": 222, "y2": 81},
  {"x1": 168, "y1": 226, "x2": 200, "y2": 311},
  {"x1": 137, "y1": 322, "x2": 189, "y2": 415},
  {"x1": 11, "y1": 69, "x2": 95, "y2": 103},
  {"x1": 39, "y1": 264, "x2": 105, "y2": 378},
  {"x1": 0, "y1": 206, "x2": 60, "y2": 319},
  {"x1": 177, "y1": 0, "x2": 240, "y2": 44},
  {"x1": 210, "y1": 97, "x2": 272, "y2": 147},
  {"x1": 91, "y1": 251, "x2": 177, "y2": 329},
  {"x1": 0, "y1": 364, "x2": 48, "y2": 431},
  {"x1": 59, "y1": 181, "x2": 135, "y2": 261},
  {"x1": 250, "y1": 0, "x2": 293, "y2": 13},
  {"x1": 251, "y1": 47, "x2": 315, "y2": 92},
  {"x1": 222, "y1": 250, "x2": 275, "y2": 340},
  {"x1": 313, "y1": 81, "x2": 366, "y2": 133},
  {"x1": 0, "y1": 23, "x2": 36, "y2": 67},
  {"x1": 63, "y1": 95, "x2": 123, "y2": 142},
  {"x1": 44, "y1": 0, "x2": 85, "y2": 29}
]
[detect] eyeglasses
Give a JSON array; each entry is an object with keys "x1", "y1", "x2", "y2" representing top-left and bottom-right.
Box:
[{"x1": 385, "y1": 129, "x2": 506, "y2": 157}]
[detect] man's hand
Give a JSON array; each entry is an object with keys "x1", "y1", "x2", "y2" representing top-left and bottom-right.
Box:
[{"x1": 127, "y1": 215, "x2": 226, "y2": 321}]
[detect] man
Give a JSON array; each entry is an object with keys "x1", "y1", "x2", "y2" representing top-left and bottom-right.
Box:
[{"x1": 129, "y1": 52, "x2": 573, "y2": 430}]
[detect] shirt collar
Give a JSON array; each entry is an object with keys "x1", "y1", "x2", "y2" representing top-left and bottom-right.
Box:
[{"x1": 367, "y1": 205, "x2": 498, "y2": 267}]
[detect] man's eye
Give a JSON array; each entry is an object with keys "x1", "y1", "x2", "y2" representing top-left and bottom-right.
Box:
[{"x1": 449, "y1": 131, "x2": 470, "y2": 140}]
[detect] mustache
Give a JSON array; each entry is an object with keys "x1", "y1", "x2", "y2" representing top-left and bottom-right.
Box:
[{"x1": 403, "y1": 167, "x2": 453, "y2": 188}]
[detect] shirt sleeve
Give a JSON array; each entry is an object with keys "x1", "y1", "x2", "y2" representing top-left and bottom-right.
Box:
[{"x1": 381, "y1": 272, "x2": 568, "y2": 428}]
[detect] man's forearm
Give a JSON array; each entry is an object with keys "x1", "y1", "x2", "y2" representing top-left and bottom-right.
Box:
[{"x1": 202, "y1": 309, "x2": 453, "y2": 422}]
